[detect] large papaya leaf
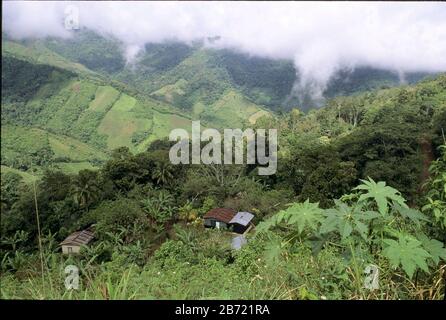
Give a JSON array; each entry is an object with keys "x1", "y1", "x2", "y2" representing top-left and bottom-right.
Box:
[
  {"x1": 354, "y1": 177, "x2": 407, "y2": 215},
  {"x1": 320, "y1": 200, "x2": 379, "y2": 241},
  {"x1": 394, "y1": 203, "x2": 430, "y2": 225},
  {"x1": 256, "y1": 199, "x2": 323, "y2": 235},
  {"x1": 382, "y1": 235, "x2": 431, "y2": 279},
  {"x1": 416, "y1": 233, "x2": 446, "y2": 265}
]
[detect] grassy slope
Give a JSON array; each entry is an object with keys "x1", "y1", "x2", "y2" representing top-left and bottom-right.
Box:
[
  {"x1": 1, "y1": 38, "x2": 272, "y2": 178},
  {"x1": 48, "y1": 132, "x2": 108, "y2": 162},
  {"x1": 200, "y1": 90, "x2": 270, "y2": 128},
  {"x1": 1, "y1": 124, "x2": 108, "y2": 172},
  {"x1": 1, "y1": 41, "x2": 192, "y2": 174},
  {"x1": 2, "y1": 40, "x2": 99, "y2": 79},
  {"x1": 0, "y1": 165, "x2": 38, "y2": 184},
  {"x1": 98, "y1": 94, "x2": 149, "y2": 150}
]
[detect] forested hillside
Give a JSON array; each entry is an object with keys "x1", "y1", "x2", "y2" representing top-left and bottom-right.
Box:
[
  {"x1": 19, "y1": 29, "x2": 432, "y2": 111},
  {"x1": 1, "y1": 39, "x2": 271, "y2": 178}
]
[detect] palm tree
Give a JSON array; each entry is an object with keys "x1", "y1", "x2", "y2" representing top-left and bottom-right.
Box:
[
  {"x1": 71, "y1": 170, "x2": 101, "y2": 211},
  {"x1": 152, "y1": 161, "x2": 174, "y2": 186}
]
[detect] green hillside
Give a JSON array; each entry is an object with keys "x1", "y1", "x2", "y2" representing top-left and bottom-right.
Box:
[
  {"x1": 1, "y1": 39, "x2": 269, "y2": 179},
  {"x1": 2, "y1": 5, "x2": 446, "y2": 302},
  {"x1": 1, "y1": 71, "x2": 445, "y2": 300},
  {"x1": 0, "y1": 165, "x2": 37, "y2": 184},
  {"x1": 1, "y1": 124, "x2": 107, "y2": 174},
  {"x1": 0, "y1": 31, "x2": 437, "y2": 180},
  {"x1": 34, "y1": 30, "x2": 434, "y2": 111}
]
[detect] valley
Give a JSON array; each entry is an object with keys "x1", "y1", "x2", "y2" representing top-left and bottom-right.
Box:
[
  {"x1": 1, "y1": 19, "x2": 445, "y2": 301},
  {"x1": 0, "y1": 31, "x2": 437, "y2": 179}
]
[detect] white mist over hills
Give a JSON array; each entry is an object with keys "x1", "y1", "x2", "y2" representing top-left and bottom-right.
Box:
[{"x1": 3, "y1": 1, "x2": 446, "y2": 99}]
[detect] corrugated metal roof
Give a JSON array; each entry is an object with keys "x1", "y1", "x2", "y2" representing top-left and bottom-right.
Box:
[
  {"x1": 60, "y1": 229, "x2": 94, "y2": 246},
  {"x1": 203, "y1": 208, "x2": 236, "y2": 224},
  {"x1": 229, "y1": 212, "x2": 254, "y2": 226}
]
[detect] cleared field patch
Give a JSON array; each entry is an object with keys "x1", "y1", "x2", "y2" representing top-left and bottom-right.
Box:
[
  {"x1": 112, "y1": 94, "x2": 136, "y2": 112},
  {"x1": 151, "y1": 79, "x2": 187, "y2": 104},
  {"x1": 98, "y1": 94, "x2": 152, "y2": 150},
  {"x1": 1, "y1": 125, "x2": 51, "y2": 167},
  {"x1": 45, "y1": 80, "x2": 97, "y2": 134},
  {"x1": 88, "y1": 86, "x2": 120, "y2": 112},
  {"x1": 54, "y1": 162, "x2": 98, "y2": 174},
  {"x1": 136, "y1": 110, "x2": 191, "y2": 152},
  {"x1": 152, "y1": 111, "x2": 191, "y2": 138},
  {"x1": 1, "y1": 165, "x2": 38, "y2": 184},
  {"x1": 48, "y1": 133, "x2": 107, "y2": 162},
  {"x1": 202, "y1": 90, "x2": 267, "y2": 128},
  {"x1": 248, "y1": 110, "x2": 271, "y2": 124},
  {"x1": 70, "y1": 85, "x2": 121, "y2": 146},
  {"x1": 2, "y1": 124, "x2": 106, "y2": 176},
  {"x1": 2, "y1": 40, "x2": 96, "y2": 76},
  {"x1": 192, "y1": 102, "x2": 205, "y2": 118}
]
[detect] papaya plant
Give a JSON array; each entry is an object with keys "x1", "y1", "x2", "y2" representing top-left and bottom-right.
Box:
[
  {"x1": 257, "y1": 179, "x2": 446, "y2": 281},
  {"x1": 353, "y1": 177, "x2": 407, "y2": 216}
]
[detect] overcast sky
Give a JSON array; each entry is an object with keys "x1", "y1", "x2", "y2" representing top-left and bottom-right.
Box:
[{"x1": 3, "y1": 1, "x2": 446, "y2": 90}]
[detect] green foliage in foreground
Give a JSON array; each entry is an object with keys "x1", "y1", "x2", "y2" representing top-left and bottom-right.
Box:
[
  {"x1": 1, "y1": 174, "x2": 445, "y2": 300},
  {"x1": 258, "y1": 178, "x2": 446, "y2": 281}
]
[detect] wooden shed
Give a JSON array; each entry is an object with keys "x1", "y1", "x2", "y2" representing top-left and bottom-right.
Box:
[
  {"x1": 60, "y1": 228, "x2": 94, "y2": 254},
  {"x1": 203, "y1": 208, "x2": 236, "y2": 230},
  {"x1": 229, "y1": 211, "x2": 254, "y2": 234},
  {"x1": 204, "y1": 209, "x2": 255, "y2": 234}
]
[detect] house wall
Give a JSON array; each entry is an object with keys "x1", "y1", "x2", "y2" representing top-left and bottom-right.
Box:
[
  {"x1": 62, "y1": 245, "x2": 81, "y2": 254},
  {"x1": 204, "y1": 218, "x2": 228, "y2": 229}
]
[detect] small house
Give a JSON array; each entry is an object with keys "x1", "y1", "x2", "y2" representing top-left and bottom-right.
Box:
[
  {"x1": 203, "y1": 208, "x2": 236, "y2": 230},
  {"x1": 229, "y1": 211, "x2": 254, "y2": 234},
  {"x1": 60, "y1": 228, "x2": 94, "y2": 254},
  {"x1": 204, "y1": 208, "x2": 254, "y2": 234}
]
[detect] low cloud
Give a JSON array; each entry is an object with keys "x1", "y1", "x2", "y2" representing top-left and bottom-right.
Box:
[{"x1": 3, "y1": 1, "x2": 446, "y2": 92}]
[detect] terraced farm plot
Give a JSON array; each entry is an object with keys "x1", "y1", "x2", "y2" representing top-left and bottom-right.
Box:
[
  {"x1": 54, "y1": 162, "x2": 98, "y2": 174},
  {"x1": 48, "y1": 133, "x2": 107, "y2": 162},
  {"x1": 45, "y1": 81, "x2": 97, "y2": 134},
  {"x1": 136, "y1": 110, "x2": 192, "y2": 152},
  {"x1": 88, "y1": 86, "x2": 120, "y2": 112},
  {"x1": 202, "y1": 90, "x2": 269, "y2": 128},
  {"x1": 98, "y1": 94, "x2": 153, "y2": 150},
  {"x1": 1, "y1": 165, "x2": 38, "y2": 184}
]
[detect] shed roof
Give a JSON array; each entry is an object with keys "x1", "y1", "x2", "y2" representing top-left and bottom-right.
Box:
[
  {"x1": 203, "y1": 208, "x2": 236, "y2": 224},
  {"x1": 229, "y1": 212, "x2": 254, "y2": 226},
  {"x1": 60, "y1": 229, "x2": 94, "y2": 246}
]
